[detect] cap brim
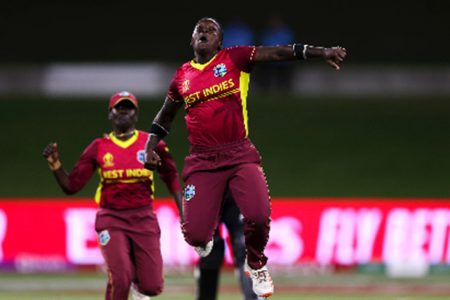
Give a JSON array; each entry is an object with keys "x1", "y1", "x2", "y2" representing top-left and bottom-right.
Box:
[{"x1": 112, "y1": 97, "x2": 138, "y2": 108}]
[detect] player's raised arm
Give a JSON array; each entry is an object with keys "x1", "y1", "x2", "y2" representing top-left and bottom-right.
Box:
[
  {"x1": 254, "y1": 44, "x2": 347, "y2": 70},
  {"x1": 43, "y1": 141, "x2": 97, "y2": 194},
  {"x1": 42, "y1": 142, "x2": 74, "y2": 194},
  {"x1": 145, "y1": 96, "x2": 183, "y2": 170}
]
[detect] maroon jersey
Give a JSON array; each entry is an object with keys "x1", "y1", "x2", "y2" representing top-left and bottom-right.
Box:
[
  {"x1": 168, "y1": 46, "x2": 256, "y2": 146},
  {"x1": 65, "y1": 130, "x2": 181, "y2": 210}
]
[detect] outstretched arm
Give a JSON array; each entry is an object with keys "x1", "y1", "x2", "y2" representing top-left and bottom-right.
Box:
[
  {"x1": 254, "y1": 44, "x2": 347, "y2": 70},
  {"x1": 145, "y1": 97, "x2": 184, "y2": 170}
]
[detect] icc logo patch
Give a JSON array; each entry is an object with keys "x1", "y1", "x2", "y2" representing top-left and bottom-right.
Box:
[
  {"x1": 137, "y1": 150, "x2": 146, "y2": 164},
  {"x1": 98, "y1": 230, "x2": 111, "y2": 246},
  {"x1": 103, "y1": 153, "x2": 114, "y2": 167},
  {"x1": 184, "y1": 184, "x2": 196, "y2": 201},
  {"x1": 182, "y1": 79, "x2": 190, "y2": 93},
  {"x1": 213, "y1": 63, "x2": 227, "y2": 77}
]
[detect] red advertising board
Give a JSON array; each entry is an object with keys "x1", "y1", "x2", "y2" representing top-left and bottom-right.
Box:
[{"x1": 0, "y1": 198, "x2": 449, "y2": 271}]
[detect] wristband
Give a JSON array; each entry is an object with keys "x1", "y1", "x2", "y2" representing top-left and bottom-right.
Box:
[
  {"x1": 150, "y1": 122, "x2": 169, "y2": 139},
  {"x1": 48, "y1": 160, "x2": 62, "y2": 171},
  {"x1": 293, "y1": 43, "x2": 308, "y2": 60}
]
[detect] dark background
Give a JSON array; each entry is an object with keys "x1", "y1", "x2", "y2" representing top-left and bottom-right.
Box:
[
  {"x1": 1, "y1": 2, "x2": 449, "y2": 198},
  {"x1": 2, "y1": 1, "x2": 449, "y2": 64}
]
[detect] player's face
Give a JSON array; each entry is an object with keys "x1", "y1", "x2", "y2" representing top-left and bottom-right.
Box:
[
  {"x1": 191, "y1": 20, "x2": 222, "y2": 54},
  {"x1": 109, "y1": 100, "x2": 137, "y2": 130}
]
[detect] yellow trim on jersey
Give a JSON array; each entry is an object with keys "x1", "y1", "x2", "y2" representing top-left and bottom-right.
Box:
[
  {"x1": 190, "y1": 54, "x2": 218, "y2": 70},
  {"x1": 109, "y1": 130, "x2": 138, "y2": 148},
  {"x1": 239, "y1": 71, "x2": 251, "y2": 136},
  {"x1": 94, "y1": 174, "x2": 154, "y2": 203},
  {"x1": 103, "y1": 178, "x2": 149, "y2": 184},
  {"x1": 186, "y1": 88, "x2": 240, "y2": 107},
  {"x1": 95, "y1": 168, "x2": 103, "y2": 204},
  {"x1": 150, "y1": 171, "x2": 155, "y2": 196}
]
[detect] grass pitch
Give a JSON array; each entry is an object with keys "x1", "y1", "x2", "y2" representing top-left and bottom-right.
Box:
[{"x1": 1, "y1": 268, "x2": 450, "y2": 300}]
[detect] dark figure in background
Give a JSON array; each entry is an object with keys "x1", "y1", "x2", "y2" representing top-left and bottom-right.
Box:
[
  {"x1": 144, "y1": 17, "x2": 346, "y2": 298},
  {"x1": 222, "y1": 17, "x2": 255, "y2": 48},
  {"x1": 43, "y1": 91, "x2": 183, "y2": 300},
  {"x1": 196, "y1": 190, "x2": 258, "y2": 300},
  {"x1": 257, "y1": 15, "x2": 296, "y2": 92}
]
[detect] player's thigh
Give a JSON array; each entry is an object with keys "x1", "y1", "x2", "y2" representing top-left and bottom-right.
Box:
[
  {"x1": 228, "y1": 163, "x2": 271, "y2": 223},
  {"x1": 98, "y1": 229, "x2": 133, "y2": 278},
  {"x1": 183, "y1": 170, "x2": 229, "y2": 242}
]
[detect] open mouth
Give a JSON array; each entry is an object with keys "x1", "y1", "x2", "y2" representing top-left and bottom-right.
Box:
[{"x1": 198, "y1": 36, "x2": 208, "y2": 43}]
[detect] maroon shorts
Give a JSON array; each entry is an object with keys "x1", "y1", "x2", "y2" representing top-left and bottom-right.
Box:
[
  {"x1": 181, "y1": 139, "x2": 271, "y2": 269},
  {"x1": 96, "y1": 206, "x2": 163, "y2": 299}
]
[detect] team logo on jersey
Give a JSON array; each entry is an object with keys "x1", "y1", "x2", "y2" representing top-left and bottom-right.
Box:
[
  {"x1": 98, "y1": 230, "x2": 111, "y2": 246},
  {"x1": 184, "y1": 184, "x2": 196, "y2": 201},
  {"x1": 213, "y1": 63, "x2": 227, "y2": 77},
  {"x1": 182, "y1": 79, "x2": 190, "y2": 93},
  {"x1": 137, "y1": 150, "x2": 146, "y2": 164},
  {"x1": 103, "y1": 153, "x2": 114, "y2": 167}
]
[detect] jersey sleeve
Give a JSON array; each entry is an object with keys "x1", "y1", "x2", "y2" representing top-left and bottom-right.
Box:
[
  {"x1": 67, "y1": 140, "x2": 98, "y2": 193},
  {"x1": 167, "y1": 70, "x2": 184, "y2": 103},
  {"x1": 155, "y1": 141, "x2": 182, "y2": 194},
  {"x1": 228, "y1": 46, "x2": 257, "y2": 73}
]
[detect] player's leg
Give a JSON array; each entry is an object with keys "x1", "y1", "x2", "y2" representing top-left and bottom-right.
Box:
[
  {"x1": 222, "y1": 193, "x2": 258, "y2": 300},
  {"x1": 131, "y1": 216, "x2": 163, "y2": 297},
  {"x1": 98, "y1": 229, "x2": 134, "y2": 300},
  {"x1": 228, "y1": 163, "x2": 271, "y2": 268},
  {"x1": 182, "y1": 170, "x2": 229, "y2": 253},
  {"x1": 195, "y1": 228, "x2": 225, "y2": 300},
  {"x1": 228, "y1": 163, "x2": 274, "y2": 298}
]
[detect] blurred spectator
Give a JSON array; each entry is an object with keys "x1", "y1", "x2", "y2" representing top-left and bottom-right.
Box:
[
  {"x1": 256, "y1": 15, "x2": 296, "y2": 92},
  {"x1": 222, "y1": 17, "x2": 255, "y2": 47}
]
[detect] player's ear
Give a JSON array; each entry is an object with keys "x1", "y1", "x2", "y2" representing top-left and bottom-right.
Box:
[
  {"x1": 108, "y1": 110, "x2": 113, "y2": 121},
  {"x1": 190, "y1": 25, "x2": 197, "y2": 47}
]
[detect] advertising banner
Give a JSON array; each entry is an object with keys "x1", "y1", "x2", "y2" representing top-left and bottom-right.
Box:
[{"x1": 0, "y1": 198, "x2": 449, "y2": 271}]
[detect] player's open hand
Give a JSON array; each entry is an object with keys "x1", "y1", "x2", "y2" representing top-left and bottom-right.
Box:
[
  {"x1": 324, "y1": 46, "x2": 347, "y2": 70},
  {"x1": 43, "y1": 142, "x2": 60, "y2": 164},
  {"x1": 144, "y1": 150, "x2": 161, "y2": 170}
]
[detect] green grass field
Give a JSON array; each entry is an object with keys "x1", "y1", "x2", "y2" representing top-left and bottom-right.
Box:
[
  {"x1": 1, "y1": 269, "x2": 450, "y2": 300},
  {"x1": 1, "y1": 94, "x2": 450, "y2": 198}
]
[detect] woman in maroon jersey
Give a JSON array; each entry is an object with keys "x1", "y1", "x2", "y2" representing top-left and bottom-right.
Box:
[
  {"x1": 144, "y1": 17, "x2": 347, "y2": 298},
  {"x1": 43, "y1": 91, "x2": 183, "y2": 300}
]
